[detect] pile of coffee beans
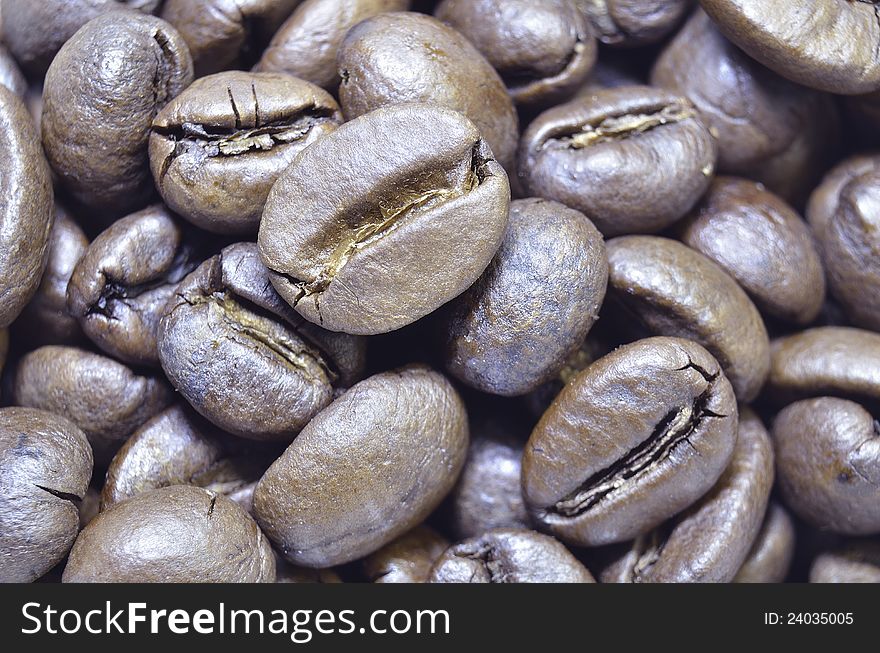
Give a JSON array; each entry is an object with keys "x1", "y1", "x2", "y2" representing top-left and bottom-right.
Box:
[{"x1": 1, "y1": 0, "x2": 878, "y2": 584}]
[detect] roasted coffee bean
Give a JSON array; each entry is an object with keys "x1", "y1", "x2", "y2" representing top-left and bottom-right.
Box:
[
  {"x1": 734, "y1": 502, "x2": 796, "y2": 583},
  {"x1": 256, "y1": 0, "x2": 411, "y2": 90},
  {"x1": 258, "y1": 104, "x2": 510, "y2": 335},
  {"x1": 14, "y1": 346, "x2": 173, "y2": 463},
  {"x1": 0, "y1": 86, "x2": 54, "y2": 330},
  {"x1": 651, "y1": 9, "x2": 838, "y2": 204},
  {"x1": 599, "y1": 409, "x2": 773, "y2": 583},
  {"x1": 41, "y1": 11, "x2": 193, "y2": 219},
  {"x1": 363, "y1": 525, "x2": 450, "y2": 583},
  {"x1": 429, "y1": 528, "x2": 595, "y2": 583},
  {"x1": 101, "y1": 404, "x2": 276, "y2": 510},
  {"x1": 518, "y1": 86, "x2": 717, "y2": 237},
  {"x1": 161, "y1": 0, "x2": 300, "y2": 76},
  {"x1": 63, "y1": 485, "x2": 275, "y2": 582},
  {"x1": 677, "y1": 177, "x2": 825, "y2": 325},
  {"x1": 807, "y1": 155, "x2": 880, "y2": 331},
  {"x1": 67, "y1": 205, "x2": 205, "y2": 366},
  {"x1": 774, "y1": 397, "x2": 880, "y2": 535},
  {"x1": 606, "y1": 236, "x2": 770, "y2": 402},
  {"x1": 435, "y1": 0, "x2": 596, "y2": 110},
  {"x1": 0, "y1": 408, "x2": 93, "y2": 582},
  {"x1": 0, "y1": 44, "x2": 26, "y2": 97},
  {"x1": 158, "y1": 242, "x2": 365, "y2": 440},
  {"x1": 766, "y1": 327, "x2": 880, "y2": 406},
  {"x1": 444, "y1": 414, "x2": 530, "y2": 540},
  {"x1": 0, "y1": 0, "x2": 162, "y2": 76},
  {"x1": 254, "y1": 366, "x2": 468, "y2": 567},
  {"x1": 523, "y1": 337, "x2": 738, "y2": 547},
  {"x1": 276, "y1": 559, "x2": 343, "y2": 583},
  {"x1": 150, "y1": 71, "x2": 342, "y2": 235},
  {"x1": 13, "y1": 206, "x2": 88, "y2": 348},
  {"x1": 441, "y1": 198, "x2": 607, "y2": 396},
  {"x1": 575, "y1": 0, "x2": 689, "y2": 47},
  {"x1": 336, "y1": 12, "x2": 519, "y2": 172},
  {"x1": 810, "y1": 540, "x2": 880, "y2": 583},
  {"x1": 699, "y1": 0, "x2": 880, "y2": 95}
]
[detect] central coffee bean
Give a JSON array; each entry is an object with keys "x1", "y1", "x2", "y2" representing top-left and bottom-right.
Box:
[
  {"x1": 523, "y1": 337, "x2": 738, "y2": 547},
  {"x1": 258, "y1": 103, "x2": 510, "y2": 335}
]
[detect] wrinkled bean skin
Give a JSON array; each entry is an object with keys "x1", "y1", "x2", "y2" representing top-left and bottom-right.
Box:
[
  {"x1": 13, "y1": 346, "x2": 173, "y2": 463},
  {"x1": 0, "y1": 44, "x2": 26, "y2": 97},
  {"x1": 67, "y1": 205, "x2": 204, "y2": 366},
  {"x1": 600, "y1": 409, "x2": 774, "y2": 583},
  {"x1": 651, "y1": 10, "x2": 839, "y2": 204},
  {"x1": 523, "y1": 337, "x2": 738, "y2": 547},
  {"x1": 699, "y1": 0, "x2": 880, "y2": 95},
  {"x1": 518, "y1": 86, "x2": 717, "y2": 237},
  {"x1": 363, "y1": 525, "x2": 450, "y2": 583},
  {"x1": 13, "y1": 207, "x2": 88, "y2": 348},
  {"x1": 63, "y1": 485, "x2": 276, "y2": 583},
  {"x1": 766, "y1": 328, "x2": 880, "y2": 406},
  {"x1": 256, "y1": 0, "x2": 411, "y2": 91},
  {"x1": 254, "y1": 367, "x2": 469, "y2": 568},
  {"x1": 774, "y1": 397, "x2": 880, "y2": 535},
  {"x1": 161, "y1": 0, "x2": 300, "y2": 76},
  {"x1": 41, "y1": 12, "x2": 193, "y2": 220},
  {"x1": 677, "y1": 177, "x2": 825, "y2": 325},
  {"x1": 442, "y1": 198, "x2": 607, "y2": 396},
  {"x1": 434, "y1": 0, "x2": 596, "y2": 110},
  {"x1": 150, "y1": 71, "x2": 342, "y2": 235},
  {"x1": 429, "y1": 528, "x2": 595, "y2": 583},
  {"x1": 0, "y1": 86, "x2": 54, "y2": 330},
  {"x1": 158, "y1": 242, "x2": 366, "y2": 440},
  {"x1": 337, "y1": 12, "x2": 519, "y2": 172},
  {"x1": 607, "y1": 236, "x2": 770, "y2": 402},
  {"x1": 734, "y1": 502, "x2": 796, "y2": 583},
  {"x1": 0, "y1": 0, "x2": 162, "y2": 76},
  {"x1": 807, "y1": 155, "x2": 880, "y2": 332},
  {"x1": 575, "y1": 0, "x2": 689, "y2": 47},
  {"x1": 259, "y1": 104, "x2": 510, "y2": 336},
  {"x1": 810, "y1": 540, "x2": 880, "y2": 583},
  {"x1": 0, "y1": 408, "x2": 93, "y2": 583},
  {"x1": 101, "y1": 405, "x2": 276, "y2": 510}
]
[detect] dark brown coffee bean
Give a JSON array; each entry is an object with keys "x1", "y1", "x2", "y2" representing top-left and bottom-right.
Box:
[
  {"x1": 158, "y1": 242, "x2": 366, "y2": 440},
  {"x1": 63, "y1": 485, "x2": 275, "y2": 582},
  {"x1": 700, "y1": 0, "x2": 880, "y2": 95},
  {"x1": 0, "y1": 0, "x2": 162, "y2": 76},
  {"x1": 518, "y1": 86, "x2": 717, "y2": 237},
  {"x1": 435, "y1": 0, "x2": 596, "y2": 110},
  {"x1": 0, "y1": 44, "x2": 26, "y2": 97},
  {"x1": 607, "y1": 236, "x2": 770, "y2": 402},
  {"x1": 441, "y1": 198, "x2": 607, "y2": 396},
  {"x1": 363, "y1": 525, "x2": 450, "y2": 583},
  {"x1": 767, "y1": 327, "x2": 880, "y2": 406},
  {"x1": 14, "y1": 346, "x2": 173, "y2": 463},
  {"x1": 254, "y1": 366, "x2": 468, "y2": 567},
  {"x1": 575, "y1": 0, "x2": 689, "y2": 47},
  {"x1": 0, "y1": 86, "x2": 54, "y2": 329},
  {"x1": 677, "y1": 177, "x2": 825, "y2": 325},
  {"x1": 523, "y1": 337, "x2": 738, "y2": 547},
  {"x1": 429, "y1": 528, "x2": 595, "y2": 583},
  {"x1": 810, "y1": 540, "x2": 880, "y2": 583},
  {"x1": 13, "y1": 206, "x2": 88, "y2": 347},
  {"x1": 336, "y1": 11, "x2": 519, "y2": 172},
  {"x1": 807, "y1": 155, "x2": 880, "y2": 332},
  {"x1": 258, "y1": 103, "x2": 510, "y2": 335},
  {"x1": 774, "y1": 397, "x2": 880, "y2": 535},
  {"x1": 0, "y1": 408, "x2": 93, "y2": 582},
  {"x1": 161, "y1": 0, "x2": 299, "y2": 76},
  {"x1": 651, "y1": 9, "x2": 838, "y2": 204},
  {"x1": 276, "y1": 558, "x2": 343, "y2": 583},
  {"x1": 67, "y1": 205, "x2": 205, "y2": 366},
  {"x1": 599, "y1": 408, "x2": 773, "y2": 583},
  {"x1": 150, "y1": 71, "x2": 342, "y2": 235},
  {"x1": 256, "y1": 0, "x2": 411, "y2": 90},
  {"x1": 734, "y1": 502, "x2": 796, "y2": 583},
  {"x1": 41, "y1": 11, "x2": 193, "y2": 219}
]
